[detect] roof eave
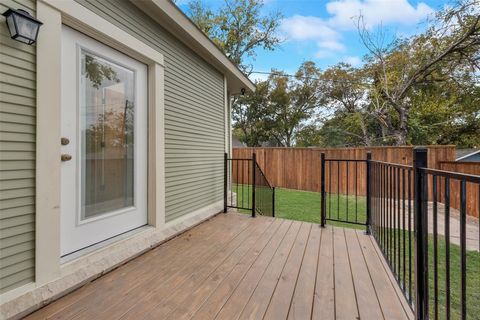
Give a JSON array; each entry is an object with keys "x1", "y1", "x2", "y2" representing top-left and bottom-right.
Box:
[
  {"x1": 129, "y1": 0, "x2": 255, "y2": 94},
  {"x1": 456, "y1": 149, "x2": 480, "y2": 161}
]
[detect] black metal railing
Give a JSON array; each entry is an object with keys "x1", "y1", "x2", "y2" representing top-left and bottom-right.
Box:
[
  {"x1": 321, "y1": 153, "x2": 371, "y2": 232},
  {"x1": 370, "y1": 159, "x2": 415, "y2": 309},
  {"x1": 253, "y1": 154, "x2": 275, "y2": 217},
  {"x1": 224, "y1": 153, "x2": 253, "y2": 212},
  {"x1": 224, "y1": 153, "x2": 275, "y2": 217},
  {"x1": 369, "y1": 148, "x2": 480, "y2": 320}
]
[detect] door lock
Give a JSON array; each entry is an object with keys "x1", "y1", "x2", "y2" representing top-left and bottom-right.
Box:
[
  {"x1": 61, "y1": 137, "x2": 70, "y2": 145},
  {"x1": 61, "y1": 154, "x2": 72, "y2": 162}
]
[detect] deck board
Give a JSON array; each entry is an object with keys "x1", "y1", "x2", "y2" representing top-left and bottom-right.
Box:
[
  {"x1": 25, "y1": 214, "x2": 412, "y2": 320},
  {"x1": 287, "y1": 225, "x2": 321, "y2": 320}
]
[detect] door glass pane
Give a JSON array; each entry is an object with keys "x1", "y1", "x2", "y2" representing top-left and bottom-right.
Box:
[{"x1": 80, "y1": 50, "x2": 135, "y2": 220}]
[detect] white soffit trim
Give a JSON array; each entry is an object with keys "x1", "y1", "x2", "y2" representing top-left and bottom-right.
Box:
[{"x1": 130, "y1": 0, "x2": 255, "y2": 94}]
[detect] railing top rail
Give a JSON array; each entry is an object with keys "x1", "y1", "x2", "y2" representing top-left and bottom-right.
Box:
[
  {"x1": 227, "y1": 158, "x2": 252, "y2": 161},
  {"x1": 324, "y1": 158, "x2": 367, "y2": 162},
  {"x1": 255, "y1": 162, "x2": 274, "y2": 189},
  {"x1": 370, "y1": 160, "x2": 413, "y2": 170},
  {"x1": 419, "y1": 167, "x2": 480, "y2": 183}
]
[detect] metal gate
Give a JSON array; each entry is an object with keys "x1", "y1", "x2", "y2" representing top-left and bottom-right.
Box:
[
  {"x1": 320, "y1": 153, "x2": 371, "y2": 232},
  {"x1": 224, "y1": 153, "x2": 275, "y2": 217}
]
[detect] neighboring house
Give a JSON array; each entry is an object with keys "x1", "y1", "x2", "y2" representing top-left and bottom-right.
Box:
[
  {"x1": 456, "y1": 148, "x2": 480, "y2": 162},
  {"x1": 261, "y1": 138, "x2": 283, "y2": 147},
  {"x1": 232, "y1": 135, "x2": 246, "y2": 147},
  {"x1": 0, "y1": 0, "x2": 253, "y2": 317}
]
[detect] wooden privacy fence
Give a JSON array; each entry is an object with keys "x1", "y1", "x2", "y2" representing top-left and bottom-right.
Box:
[
  {"x1": 437, "y1": 161, "x2": 480, "y2": 218},
  {"x1": 232, "y1": 146, "x2": 455, "y2": 193},
  {"x1": 231, "y1": 146, "x2": 479, "y2": 218}
]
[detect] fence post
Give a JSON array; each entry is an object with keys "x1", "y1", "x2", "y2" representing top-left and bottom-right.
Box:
[
  {"x1": 252, "y1": 153, "x2": 256, "y2": 218},
  {"x1": 366, "y1": 152, "x2": 372, "y2": 234},
  {"x1": 272, "y1": 187, "x2": 275, "y2": 217},
  {"x1": 321, "y1": 153, "x2": 326, "y2": 228},
  {"x1": 224, "y1": 153, "x2": 228, "y2": 213},
  {"x1": 413, "y1": 147, "x2": 428, "y2": 320}
]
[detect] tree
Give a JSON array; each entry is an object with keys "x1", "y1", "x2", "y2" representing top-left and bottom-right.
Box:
[
  {"x1": 407, "y1": 72, "x2": 480, "y2": 147},
  {"x1": 358, "y1": 0, "x2": 480, "y2": 145},
  {"x1": 232, "y1": 80, "x2": 271, "y2": 146},
  {"x1": 320, "y1": 63, "x2": 373, "y2": 145},
  {"x1": 185, "y1": 0, "x2": 282, "y2": 72},
  {"x1": 267, "y1": 62, "x2": 323, "y2": 146},
  {"x1": 232, "y1": 62, "x2": 323, "y2": 147}
]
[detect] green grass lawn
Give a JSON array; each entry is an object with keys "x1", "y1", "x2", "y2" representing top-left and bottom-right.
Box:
[
  {"x1": 233, "y1": 184, "x2": 367, "y2": 229},
  {"x1": 377, "y1": 229, "x2": 480, "y2": 320},
  {"x1": 232, "y1": 184, "x2": 480, "y2": 319}
]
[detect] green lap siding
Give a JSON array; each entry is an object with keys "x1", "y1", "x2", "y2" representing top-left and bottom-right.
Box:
[
  {"x1": 0, "y1": 0, "x2": 36, "y2": 293},
  {"x1": 75, "y1": 0, "x2": 226, "y2": 222}
]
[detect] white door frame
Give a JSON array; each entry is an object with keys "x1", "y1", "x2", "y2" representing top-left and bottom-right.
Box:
[
  {"x1": 60, "y1": 26, "x2": 149, "y2": 255},
  {"x1": 35, "y1": 0, "x2": 165, "y2": 287}
]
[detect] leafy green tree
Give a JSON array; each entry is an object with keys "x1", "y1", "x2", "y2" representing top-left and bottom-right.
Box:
[
  {"x1": 295, "y1": 123, "x2": 323, "y2": 147},
  {"x1": 267, "y1": 62, "x2": 323, "y2": 146},
  {"x1": 185, "y1": 0, "x2": 282, "y2": 72},
  {"x1": 320, "y1": 63, "x2": 374, "y2": 145},
  {"x1": 358, "y1": 0, "x2": 480, "y2": 145},
  {"x1": 233, "y1": 62, "x2": 323, "y2": 147},
  {"x1": 232, "y1": 80, "x2": 271, "y2": 146}
]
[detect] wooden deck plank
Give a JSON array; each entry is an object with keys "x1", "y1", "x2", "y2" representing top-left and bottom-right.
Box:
[
  {"x1": 356, "y1": 229, "x2": 410, "y2": 320},
  {"x1": 312, "y1": 227, "x2": 335, "y2": 319},
  {"x1": 333, "y1": 228, "x2": 359, "y2": 320},
  {"x1": 368, "y1": 233, "x2": 414, "y2": 320},
  {"x1": 344, "y1": 228, "x2": 384, "y2": 319},
  {"x1": 24, "y1": 213, "x2": 240, "y2": 320},
  {"x1": 165, "y1": 219, "x2": 284, "y2": 320},
  {"x1": 83, "y1": 216, "x2": 253, "y2": 320},
  {"x1": 50, "y1": 215, "x2": 250, "y2": 320},
  {"x1": 214, "y1": 221, "x2": 301, "y2": 320},
  {"x1": 137, "y1": 217, "x2": 274, "y2": 319},
  {"x1": 263, "y1": 223, "x2": 312, "y2": 320},
  {"x1": 190, "y1": 219, "x2": 293, "y2": 320},
  {"x1": 287, "y1": 225, "x2": 322, "y2": 320},
  {"x1": 25, "y1": 215, "x2": 411, "y2": 320}
]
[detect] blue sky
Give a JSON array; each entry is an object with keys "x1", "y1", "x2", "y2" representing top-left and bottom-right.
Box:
[{"x1": 178, "y1": 0, "x2": 448, "y2": 80}]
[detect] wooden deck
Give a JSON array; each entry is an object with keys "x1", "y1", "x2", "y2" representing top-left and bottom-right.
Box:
[{"x1": 26, "y1": 213, "x2": 413, "y2": 320}]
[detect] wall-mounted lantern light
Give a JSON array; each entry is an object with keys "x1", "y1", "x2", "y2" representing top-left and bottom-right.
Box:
[{"x1": 2, "y1": 9, "x2": 43, "y2": 45}]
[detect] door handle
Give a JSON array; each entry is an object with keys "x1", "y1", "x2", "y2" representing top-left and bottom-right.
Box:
[
  {"x1": 61, "y1": 137, "x2": 70, "y2": 145},
  {"x1": 61, "y1": 154, "x2": 72, "y2": 162}
]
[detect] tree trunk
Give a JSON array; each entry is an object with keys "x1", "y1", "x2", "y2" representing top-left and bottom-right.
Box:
[
  {"x1": 394, "y1": 107, "x2": 409, "y2": 145},
  {"x1": 359, "y1": 117, "x2": 371, "y2": 146}
]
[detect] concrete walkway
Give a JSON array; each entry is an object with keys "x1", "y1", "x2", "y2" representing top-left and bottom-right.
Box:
[
  {"x1": 425, "y1": 202, "x2": 479, "y2": 251},
  {"x1": 375, "y1": 199, "x2": 479, "y2": 251}
]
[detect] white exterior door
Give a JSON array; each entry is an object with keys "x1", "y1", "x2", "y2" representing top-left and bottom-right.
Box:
[{"x1": 60, "y1": 26, "x2": 148, "y2": 256}]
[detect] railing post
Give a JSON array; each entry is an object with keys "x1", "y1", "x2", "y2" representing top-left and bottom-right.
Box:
[
  {"x1": 252, "y1": 153, "x2": 256, "y2": 218},
  {"x1": 224, "y1": 152, "x2": 228, "y2": 213},
  {"x1": 366, "y1": 152, "x2": 372, "y2": 234},
  {"x1": 321, "y1": 153, "x2": 326, "y2": 227},
  {"x1": 413, "y1": 147, "x2": 428, "y2": 320},
  {"x1": 272, "y1": 187, "x2": 275, "y2": 217}
]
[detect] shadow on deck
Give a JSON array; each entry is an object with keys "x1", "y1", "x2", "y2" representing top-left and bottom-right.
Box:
[{"x1": 26, "y1": 213, "x2": 413, "y2": 319}]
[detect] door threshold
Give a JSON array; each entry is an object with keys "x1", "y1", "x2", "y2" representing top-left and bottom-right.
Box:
[{"x1": 60, "y1": 225, "x2": 151, "y2": 263}]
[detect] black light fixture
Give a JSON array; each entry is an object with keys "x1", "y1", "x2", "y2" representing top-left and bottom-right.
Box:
[{"x1": 2, "y1": 8, "x2": 43, "y2": 45}]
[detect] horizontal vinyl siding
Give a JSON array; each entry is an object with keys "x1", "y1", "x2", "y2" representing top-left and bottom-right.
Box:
[
  {"x1": 75, "y1": 0, "x2": 225, "y2": 222},
  {"x1": 0, "y1": 0, "x2": 36, "y2": 293}
]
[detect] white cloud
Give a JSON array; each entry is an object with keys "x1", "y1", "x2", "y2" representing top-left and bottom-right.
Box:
[
  {"x1": 326, "y1": 0, "x2": 434, "y2": 30},
  {"x1": 281, "y1": 15, "x2": 345, "y2": 59},
  {"x1": 343, "y1": 55, "x2": 362, "y2": 66},
  {"x1": 280, "y1": 0, "x2": 434, "y2": 62},
  {"x1": 281, "y1": 15, "x2": 339, "y2": 41}
]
